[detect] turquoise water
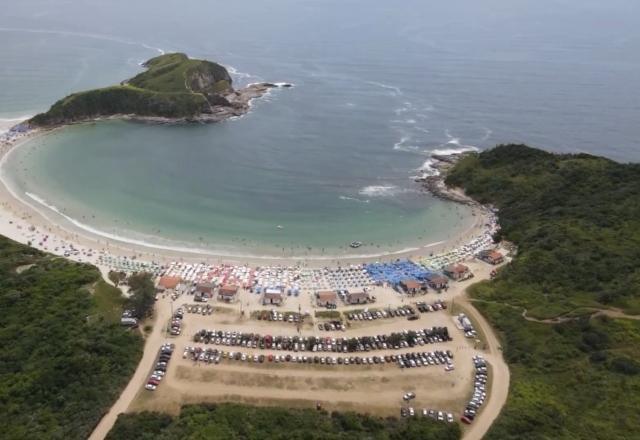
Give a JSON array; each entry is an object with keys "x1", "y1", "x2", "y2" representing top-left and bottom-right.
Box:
[
  {"x1": 6, "y1": 121, "x2": 472, "y2": 256},
  {"x1": 1, "y1": 0, "x2": 639, "y2": 257}
]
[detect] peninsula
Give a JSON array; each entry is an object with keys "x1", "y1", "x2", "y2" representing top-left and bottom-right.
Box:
[{"x1": 28, "y1": 53, "x2": 286, "y2": 127}]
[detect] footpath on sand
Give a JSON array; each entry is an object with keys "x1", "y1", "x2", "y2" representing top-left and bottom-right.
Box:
[{"x1": 88, "y1": 295, "x2": 172, "y2": 440}]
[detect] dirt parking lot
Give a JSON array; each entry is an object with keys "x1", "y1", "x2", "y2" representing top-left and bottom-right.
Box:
[{"x1": 130, "y1": 284, "x2": 482, "y2": 417}]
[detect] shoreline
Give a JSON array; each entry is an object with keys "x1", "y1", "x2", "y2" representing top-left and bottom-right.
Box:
[
  {"x1": 26, "y1": 82, "x2": 291, "y2": 129},
  {"x1": 0, "y1": 122, "x2": 495, "y2": 271}
]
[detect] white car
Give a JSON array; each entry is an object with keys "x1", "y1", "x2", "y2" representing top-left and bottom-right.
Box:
[{"x1": 145, "y1": 384, "x2": 157, "y2": 391}]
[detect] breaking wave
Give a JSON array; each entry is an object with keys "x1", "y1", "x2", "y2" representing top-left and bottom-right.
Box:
[
  {"x1": 358, "y1": 185, "x2": 416, "y2": 198},
  {"x1": 339, "y1": 195, "x2": 370, "y2": 204}
]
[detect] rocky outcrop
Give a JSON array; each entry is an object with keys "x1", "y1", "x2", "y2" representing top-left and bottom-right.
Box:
[
  {"x1": 29, "y1": 53, "x2": 287, "y2": 128},
  {"x1": 416, "y1": 153, "x2": 478, "y2": 205}
]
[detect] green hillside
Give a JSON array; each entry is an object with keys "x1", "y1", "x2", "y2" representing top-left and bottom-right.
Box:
[
  {"x1": 446, "y1": 145, "x2": 640, "y2": 439},
  {"x1": 29, "y1": 53, "x2": 233, "y2": 126},
  {"x1": 107, "y1": 403, "x2": 460, "y2": 440},
  {"x1": 0, "y1": 236, "x2": 143, "y2": 439}
]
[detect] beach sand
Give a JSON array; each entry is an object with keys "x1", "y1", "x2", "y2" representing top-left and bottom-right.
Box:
[{"x1": 0, "y1": 125, "x2": 492, "y2": 271}]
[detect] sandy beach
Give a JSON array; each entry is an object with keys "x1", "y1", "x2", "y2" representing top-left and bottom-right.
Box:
[{"x1": 0, "y1": 122, "x2": 495, "y2": 274}]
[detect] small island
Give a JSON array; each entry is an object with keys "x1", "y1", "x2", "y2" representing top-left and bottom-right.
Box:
[{"x1": 29, "y1": 53, "x2": 288, "y2": 127}]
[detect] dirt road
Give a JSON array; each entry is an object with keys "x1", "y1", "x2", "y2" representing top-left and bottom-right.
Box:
[
  {"x1": 89, "y1": 258, "x2": 511, "y2": 440},
  {"x1": 88, "y1": 295, "x2": 172, "y2": 440},
  {"x1": 459, "y1": 296, "x2": 510, "y2": 440}
]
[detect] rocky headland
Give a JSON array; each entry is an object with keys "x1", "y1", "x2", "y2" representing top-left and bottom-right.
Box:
[{"x1": 27, "y1": 53, "x2": 290, "y2": 128}]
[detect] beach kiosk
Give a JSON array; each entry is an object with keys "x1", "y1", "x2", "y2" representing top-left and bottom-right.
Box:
[
  {"x1": 443, "y1": 263, "x2": 471, "y2": 281},
  {"x1": 478, "y1": 249, "x2": 504, "y2": 265},
  {"x1": 426, "y1": 274, "x2": 449, "y2": 290},
  {"x1": 316, "y1": 290, "x2": 338, "y2": 307},
  {"x1": 196, "y1": 282, "x2": 216, "y2": 298},
  {"x1": 263, "y1": 288, "x2": 284, "y2": 306},
  {"x1": 346, "y1": 290, "x2": 370, "y2": 305},
  {"x1": 218, "y1": 284, "x2": 239, "y2": 302},
  {"x1": 156, "y1": 275, "x2": 181, "y2": 292},
  {"x1": 399, "y1": 279, "x2": 425, "y2": 294}
]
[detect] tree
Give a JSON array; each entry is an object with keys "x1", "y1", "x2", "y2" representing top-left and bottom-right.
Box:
[
  {"x1": 127, "y1": 272, "x2": 156, "y2": 318},
  {"x1": 108, "y1": 270, "x2": 125, "y2": 286}
]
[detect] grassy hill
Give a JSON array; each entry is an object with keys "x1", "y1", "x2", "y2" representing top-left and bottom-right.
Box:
[
  {"x1": 29, "y1": 53, "x2": 233, "y2": 126},
  {"x1": 446, "y1": 145, "x2": 640, "y2": 439},
  {"x1": 0, "y1": 236, "x2": 143, "y2": 439}
]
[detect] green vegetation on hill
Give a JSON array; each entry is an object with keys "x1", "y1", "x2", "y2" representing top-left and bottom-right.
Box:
[
  {"x1": 0, "y1": 236, "x2": 142, "y2": 440},
  {"x1": 30, "y1": 53, "x2": 233, "y2": 126},
  {"x1": 107, "y1": 404, "x2": 460, "y2": 440},
  {"x1": 129, "y1": 52, "x2": 231, "y2": 94},
  {"x1": 127, "y1": 272, "x2": 156, "y2": 319},
  {"x1": 446, "y1": 144, "x2": 640, "y2": 439}
]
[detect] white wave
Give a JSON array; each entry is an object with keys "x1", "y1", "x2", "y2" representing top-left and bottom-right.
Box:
[
  {"x1": 393, "y1": 101, "x2": 415, "y2": 116},
  {"x1": 0, "y1": 145, "x2": 427, "y2": 262},
  {"x1": 0, "y1": 116, "x2": 32, "y2": 135},
  {"x1": 18, "y1": 191, "x2": 422, "y2": 261},
  {"x1": 393, "y1": 136, "x2": 421, "y2": 153},
  {"x1": 0, "y1": 27, "x2": 164, "y2": 56},
  {"x1": 141, "y1": 43, "x2": 165, "y2": 55},
  {"x1": 339, "y1": 195, "x2": 370, "y2": 204},
  {"x1": 431, "y1": 131, "x2": 480, "y2": 155},
  {"x1": 22, "y1": 192, "x2": 244, "y2": 256},
  {"x1": 367, "y1": 81, "x2": 402, "y2": 96},
  {"x1": 416, "y1": 159, "x2": 440, "y2": 177},
  {"x1": 358, "y1": 185, "x2": 416, "y2": 197},
  {"x1": 431, "y1": 145, "x2": 479, "y2": 156},
  {"x1": 0, "y1": 116, "x2": 31, "y2": 122},
  {"x1": 226, "y1": 65, "x2": 264, "y2": 84}
]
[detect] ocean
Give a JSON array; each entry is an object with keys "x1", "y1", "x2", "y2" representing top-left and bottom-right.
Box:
[{"x1": 1, "y1": 0, "x2": 639, "y2": 258}]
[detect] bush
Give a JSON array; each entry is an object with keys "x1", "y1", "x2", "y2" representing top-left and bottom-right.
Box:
[
  {"x1": 0, "y1": 237, "x2": 142, "y2": 439},
  {"x1": 447, "y1": 145, "x2": 640, "y2": 439},
  {"x1": 108, "y1": 404, "x2": 460, "y2": 440}
]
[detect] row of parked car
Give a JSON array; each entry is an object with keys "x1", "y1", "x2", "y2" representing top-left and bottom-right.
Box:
[
  {"x1": 317, "y1": 320, "x2": 346, "y2": 331},
  {"x1": 415, "y1": 300, "x2": 448, "y2": 313},
  {"x1": 347, "y1": 305, "x2": 416, "y2": 321},
  {"x1": 255, "y1": 309, "x2": 304, "y2": 324},
  {"x1": 169, "y1": 308, "x2": 183, "y2": 336},
  {"x1": 192, "y1": 327, "x2": 451, "y2": 353},
  {"x1": 400, "y1": 407, "x2": 454, "y2": 423},
  {"x1": 397, "y1": 350, "x2": 453, "y2": 369},
  {"x1": 145, "y1": 343, "x2": 174, "y2": 391},
  {"x1": 182, "y1": 303, "x2": 213, "y2": 315},
  {"x1": 183, "y1": 345, "x2": 451, "y2": 369},
  {"x1": 461, "y1": 355, "x2": 489, "y2": 424}
]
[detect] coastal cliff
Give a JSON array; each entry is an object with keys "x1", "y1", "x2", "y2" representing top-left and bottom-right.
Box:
[{"x1": 29, "y1": 53, "x2": 286, "y2": 127}]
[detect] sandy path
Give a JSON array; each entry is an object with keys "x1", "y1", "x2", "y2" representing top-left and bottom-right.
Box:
[
  {"x1": 88, "y1": 295, "x2": 172, "y2": 440},
  {"x1": 459, "y1": 296, "x2": 510, "y2": 440}
]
